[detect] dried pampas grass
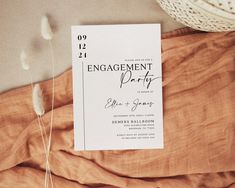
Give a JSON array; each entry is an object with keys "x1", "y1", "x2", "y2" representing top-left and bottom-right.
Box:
[
  {"x1": 18, "y1": 15, "x2": 55, "y2": 188},
  {"x1": 20, "y1": 50, "x2": 30, "y2": 70},
  {"x1": 33, "y1": 84, "x2": 45, "y2": 116},
  {"x1": 41, "y1": 15, "x2": 55, "y2": 188},
  {"x1": 32, "y1": 83, "x2": 54, "y2": 188},
  {"x1": 41, "y1": 16, "x2": 53, "y2": 40}
]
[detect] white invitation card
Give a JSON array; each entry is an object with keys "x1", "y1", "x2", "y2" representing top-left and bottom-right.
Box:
[{"x1": 72, "y1": 24, "x2": 163, "y2": 150}]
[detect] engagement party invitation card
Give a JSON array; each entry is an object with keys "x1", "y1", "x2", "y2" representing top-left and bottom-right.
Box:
[{"x1": 72, "y1": 24, "x2": 163, "y2": 150}]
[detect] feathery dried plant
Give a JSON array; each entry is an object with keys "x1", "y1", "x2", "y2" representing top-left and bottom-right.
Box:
[
  {"x1": 41, "y1": 15, "x2": 55, "y2": 188},
  {"x1": 19, "y1": 49, "x2": 53, "y2": 188}
]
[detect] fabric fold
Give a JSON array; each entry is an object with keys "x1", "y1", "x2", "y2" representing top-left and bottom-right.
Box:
[{"x1": 0, "y1": 30, "x2": 234, "y2": 187}]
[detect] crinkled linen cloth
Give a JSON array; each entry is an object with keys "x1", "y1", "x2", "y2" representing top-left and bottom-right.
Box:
[{"x1": 0, "y1": 29, "x2": 235, "y2": 188}]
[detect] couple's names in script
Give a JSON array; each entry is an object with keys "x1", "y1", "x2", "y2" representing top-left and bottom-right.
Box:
[{"x1": 105, "y1": 98, "x2": 154, "y2": 112}]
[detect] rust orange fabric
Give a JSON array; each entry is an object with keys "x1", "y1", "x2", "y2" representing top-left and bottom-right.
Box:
[{"x1": 0, "y1": 29, "x2": 235, "y2": 188}]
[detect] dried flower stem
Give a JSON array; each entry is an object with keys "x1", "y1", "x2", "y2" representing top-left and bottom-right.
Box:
[
  {"x1": 26, "y1": 79, "x2": 53, "y2": 188},
  {"x1": 32, "y1": 83, "x2": 53, "y2": 188},
  {"x1": 36, "y1": 116, "x2": 52, "y2": 188},
  {"x1": 44, "y1": 40, "x2": 55, "y2": 188},
  {"x1": 47, "y1": 41, "x2": 55, "y2": 156},
  {"x1": 40, "y1": 15, "x2": 55, "y2": 188},
  {"x1": 39, "y1": 116, "x2": 53, "y2": 188}
]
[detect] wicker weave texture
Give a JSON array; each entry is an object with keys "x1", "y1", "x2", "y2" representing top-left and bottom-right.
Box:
[{"x1": 157, "y1": 0, "x2": 235, "y2": 32}]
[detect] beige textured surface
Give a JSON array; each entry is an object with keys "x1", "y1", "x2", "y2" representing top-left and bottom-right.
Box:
[{"x1": 0, "y1": 0, "x2": 184, "y2": 93}]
